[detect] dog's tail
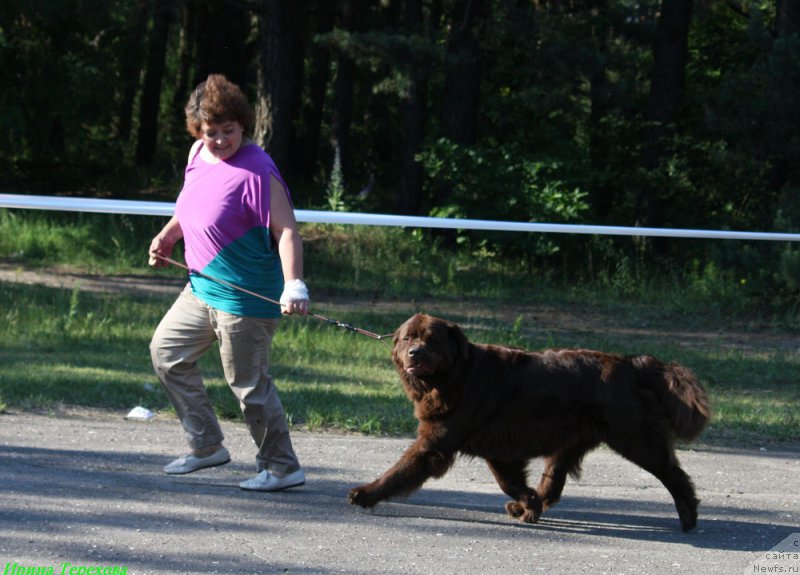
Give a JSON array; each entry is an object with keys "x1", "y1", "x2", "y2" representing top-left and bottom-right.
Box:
[{"x1": 630, "y1": 355, "x2": 711, "y2": 441}]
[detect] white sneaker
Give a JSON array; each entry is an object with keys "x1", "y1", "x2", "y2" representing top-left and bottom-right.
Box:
[
  {"x1": 163, "y1": 447, "x2": 230, "y2": 475},
  {"x1": 239, "y1": 469, "x2": 305, "y2": 492}
]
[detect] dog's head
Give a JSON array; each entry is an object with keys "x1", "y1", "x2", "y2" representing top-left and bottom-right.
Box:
[{"x1": 392, "y1": 314, "x2": 470, "y2": 384}]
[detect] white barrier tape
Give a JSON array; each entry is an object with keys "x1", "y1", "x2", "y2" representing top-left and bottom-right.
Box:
[
  {"x1": 0, "y1": 194, "x2": 175, "y2": 217},
  {"x1": 2, "y1": 193, "x2": 800, "y2": 242}
]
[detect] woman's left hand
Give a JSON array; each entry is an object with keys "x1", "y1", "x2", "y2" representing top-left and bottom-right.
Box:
[{"x1": 281, "y1": 299, "x2": 309, "y2": 316}]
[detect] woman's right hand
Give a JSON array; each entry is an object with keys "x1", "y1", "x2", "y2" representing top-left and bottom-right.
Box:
[
  {"x1": 148, "y1": 234, "x2": 172, "y2": 268},
  {"x1": 148, "y1": 216, "x2": 183, "y2": 268}
]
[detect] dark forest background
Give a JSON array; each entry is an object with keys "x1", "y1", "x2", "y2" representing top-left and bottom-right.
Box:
[{"x1": 1, "y1": 0, "x2": 800, "y2": 311}]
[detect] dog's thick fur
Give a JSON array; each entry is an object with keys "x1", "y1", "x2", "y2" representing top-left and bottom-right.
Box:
[{"x1": 348, "y1": 313, "x2": 711, "y2": 531}]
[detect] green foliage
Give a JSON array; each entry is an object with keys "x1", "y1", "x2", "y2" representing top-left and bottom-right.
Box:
[
  {"x1": 421, "y1": 139, "x2": 588, "y2": 221},
  {"x1": 3, "y1": 0, "x2": 800, "y2": 322},
  {"x1": 688, "y1": 2, "x2": 800, "y2": 233},
  {"x1": 419, "y1": 138, "x2": 589, "y2": 266},
  {"x1": 325, "y1": 144, "x2": 348, "y2": 212},
  {"x1": 0, "y1": 0, "x2": 147, "y2": 190}
]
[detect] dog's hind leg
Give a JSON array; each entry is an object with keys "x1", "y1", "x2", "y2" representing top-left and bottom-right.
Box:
[
  {"x1": 606, "y1": 433, "x2": 699, "y2": 532},
  {"x1": 658, "y1": 462, "x2": 699, "y2": 532},
  {"x1": 536, "y1": 443, "x2": 596, "y2": 511},
  {"x1": 486, "y1": 459, "x2": 543, "y2": 523}
]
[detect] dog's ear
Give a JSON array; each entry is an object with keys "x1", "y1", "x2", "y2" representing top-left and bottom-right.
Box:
[{"x1": 447, "y1": 321, "x2": 469, "y2": 361}]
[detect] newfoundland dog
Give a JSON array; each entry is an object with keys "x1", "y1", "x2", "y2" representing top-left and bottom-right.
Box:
[{"x1": 348, "y1": 313, "x2": 711, "y2": 532}]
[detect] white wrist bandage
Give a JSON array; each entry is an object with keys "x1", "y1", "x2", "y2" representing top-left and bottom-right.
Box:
[{"x1": 280, "y1": 279, "x2": 309, "y2": 305}]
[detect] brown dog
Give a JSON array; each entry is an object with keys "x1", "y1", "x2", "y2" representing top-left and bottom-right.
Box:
[{"x1": 348, "y1": 313, "x2": 711, "y2": 531}]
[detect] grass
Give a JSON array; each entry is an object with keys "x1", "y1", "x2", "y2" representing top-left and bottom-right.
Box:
[
  {"x1": 1, "y1": 279, "x2": 799, "y2": 445},
  {"x1": 0, "y1": 281, "x2": 411, "y2": 435},
  {"x1": 1, "y1": 209, "x2": 799, "y2": 445}
]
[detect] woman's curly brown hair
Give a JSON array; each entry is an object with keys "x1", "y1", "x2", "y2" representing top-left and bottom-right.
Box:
[{"x1": 184, "y1": 74, "x2": 255, "y2": 138}]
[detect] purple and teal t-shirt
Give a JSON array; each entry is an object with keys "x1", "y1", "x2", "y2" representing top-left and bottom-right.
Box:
[{"x1": 175, "y1": 143, "x2": 288, "y2": 319}]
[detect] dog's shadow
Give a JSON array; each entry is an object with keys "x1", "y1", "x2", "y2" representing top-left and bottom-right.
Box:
[{"x1": 352, "y1": 487, "x2": 790, "y2": 552}]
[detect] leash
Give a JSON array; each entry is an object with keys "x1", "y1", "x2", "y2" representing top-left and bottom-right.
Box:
[{"x1": 154, "y1": 254, "x2": 393, "y2": 341}]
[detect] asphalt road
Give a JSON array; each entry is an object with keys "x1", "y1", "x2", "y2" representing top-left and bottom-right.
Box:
[{"x1": 1, "y1": 410, "x2": 797, "y2": 575}]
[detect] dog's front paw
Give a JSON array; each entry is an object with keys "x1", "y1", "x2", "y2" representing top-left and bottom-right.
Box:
[{"x1": 348, "y1": 486, "x2": 380, "y2": 508}]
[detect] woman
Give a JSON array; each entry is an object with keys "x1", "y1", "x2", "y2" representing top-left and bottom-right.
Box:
[{"x1": 148, "y1": 74, "x2": 307, "y2": 492}]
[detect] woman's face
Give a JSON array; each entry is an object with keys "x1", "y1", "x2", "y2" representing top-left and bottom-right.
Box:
[{"x1": 200, "y1": 120, "x2": 244, "y2": 161}]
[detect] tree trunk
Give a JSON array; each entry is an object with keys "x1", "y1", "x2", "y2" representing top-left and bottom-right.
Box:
[
  {"x1": 117, "y1": 0, "x2": 148, "y2": 143},
  {"x1": 441, "y1": 0, "x2": 484, "y2": 146},
  {"x1": 431, "y1": 0, "x2": 485, "y2": 211},
  {"x1": 331, "y1": 0, "x2": 367, "y2": 183},
  {"x1": 254, "y1": 0, "x2": 302, "y2": 171},
  {"x1": 395, "y1": 0, "x2": 427, "y2": 215},
  {"x1": 768, "y1": 0, "x2": 800, "y2": 195},
  {"x1": 296, "y1": 2, "x2": 336, "y2": 181},
  {"x1": 135, "y1": 3, "x2": 173, "y2": 166},
  {"x1": 285, "y1": 0, "x2": 310, "y2": 178},
  {"x1": 635, "y1": 0, "x2": 694, "y2": 228},
  {"x1": 587, "y1": 0, "x2": 614, "y2": 221},
  {"x1": 776, "y1": 0, "x2": 800, "y2": 35},
  {"x1": 171, "y1": 0, "x2": 196, "y2": 134},
  {"x1": 192, "y1": 0, "x2": 250, "y2": 87}
]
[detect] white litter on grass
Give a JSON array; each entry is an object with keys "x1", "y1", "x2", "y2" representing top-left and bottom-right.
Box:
[{"x1": 125, "y1": 406, "x2": 156, "y2": 421}]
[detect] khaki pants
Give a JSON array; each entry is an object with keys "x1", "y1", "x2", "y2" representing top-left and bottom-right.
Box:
[{"x1": 150, "y1": 286, "x2": 300, "y2": 475}]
